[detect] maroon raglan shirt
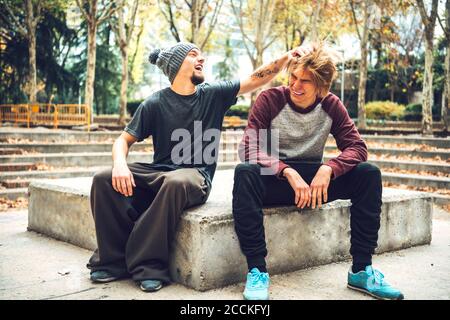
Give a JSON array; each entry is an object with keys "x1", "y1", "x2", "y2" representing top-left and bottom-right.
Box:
[{"x1": 238, "y1": 86, "x2": 368, "y2": 179}]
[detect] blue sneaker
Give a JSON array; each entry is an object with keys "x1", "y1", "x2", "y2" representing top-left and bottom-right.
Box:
[
  {"x1": 90, "y1": 270, "x2": 119, "y2": 283},
  {"x1": 243, "y1": 268, "x2": 270, "y2": 300},
  {"x1": 140, "y1": 279, "x2": 163, "y2": 292},
  {"x1": 347, "y1": 265, "x2": 404, "y2": 300}
]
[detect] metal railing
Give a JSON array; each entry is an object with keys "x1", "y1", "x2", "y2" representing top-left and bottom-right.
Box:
[{"x1": 0, "y1": 104, "x2": 91, "y2": 131}]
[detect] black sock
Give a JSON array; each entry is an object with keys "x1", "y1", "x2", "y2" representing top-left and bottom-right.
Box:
[
  {"x1": 249, "y1": 265, "x2": 267, "y2": 273},
  {"x1": 352, "y1": 263, "x2": 369, "y2": 273}
]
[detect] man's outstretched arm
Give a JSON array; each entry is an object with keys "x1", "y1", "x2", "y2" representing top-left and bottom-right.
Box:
[{"x1": 237, "y1": 46, "x2": 311, "y2": 95}]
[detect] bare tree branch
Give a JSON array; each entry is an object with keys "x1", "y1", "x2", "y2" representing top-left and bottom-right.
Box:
[
  {"x1": 263, "y1": 35, "x2": 277, "y2": 51},
  {"x1": 230, "y1": 0, "x2": 256, "y2": 65},
  {"x1": 97, "y1": 1, "x2": 119, "y2": 25},
  {"x1": 199, "y1": 0, "x2": 224, "y2": 50},
  {"x1": 349, "y1": 0, "x2": 362, "y2": 41},
  {"x1": 126, "y1": 0, "x2": 140, "y2": 41},
  {"x1": 75, "y1": 0, "x2": 92, "y2": 24},
  {"x1": 32, "y1": 1, "x2": 42, "y2": 29},
  {"x1": 158, "y1": 0, "x2": 181, "y2": 42}
]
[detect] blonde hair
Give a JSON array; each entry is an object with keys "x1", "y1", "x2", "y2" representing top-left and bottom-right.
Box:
[{"x1": 287, "y1": 42, "x2": 339, "y2": 97}]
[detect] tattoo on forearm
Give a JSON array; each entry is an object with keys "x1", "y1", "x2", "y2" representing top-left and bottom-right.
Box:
[{"x1": 251, "y1": 60, "x2": 280, "y2": 79}]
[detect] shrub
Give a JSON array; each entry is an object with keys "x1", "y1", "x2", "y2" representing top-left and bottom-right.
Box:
[
  {"x1": 403, "y1": 103, "x2": 422, "y2": 121},
  {"x1": 365, "y1": 101, "x2": 405, "y2": 120},
  {"x1": 225, "y1": 104, "x2": 250, "y2": 119}
]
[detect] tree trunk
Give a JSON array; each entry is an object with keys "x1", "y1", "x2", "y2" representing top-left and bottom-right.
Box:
[
  {"x1": 443, "y1": 43, "x2": 449, "y2": 132},
  {"x1": 85, "y1": 21, "x2": 97, "y2": 124},
  {"x1": 28, "y1": 29, "x2": 37, "y2": 103},
  {"x1": 422, "y1": 37, "x2": 434, "y2": 136},
  {"x1": 358, "y1": 42, "x2": 368, "y2": 130},
  {"x1": 356, "y1": 0, "x2": 369, "y2": 130},
  {"x1": 25, "y1": 0, "x2": 37, "y2": 103},
  {"x1": 190, "y1": 0, "x2": 197, "y2": 45},
  {"x1": 310, "y1": 0, "x2": 322, "y2": 42},
  {"x1": 118, "y1": 49, "x2": 128, "y2": 126}
]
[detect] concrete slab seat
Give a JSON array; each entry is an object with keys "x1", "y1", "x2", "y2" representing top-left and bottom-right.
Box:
[{"x1": 28, "y1": 170, "x2": 433, "y2": 291}]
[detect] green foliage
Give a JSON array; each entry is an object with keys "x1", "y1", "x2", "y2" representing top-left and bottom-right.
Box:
[
  {"x1": 93, "y1": 25, "x2": 121, "y2": 115},
  {"x1": 225, "y1": 104, "x2": 250, "y2": 119},
  {"x1": 365, "y1": 101, "x2": 405, "y2": 120},
  {"x1": 0, "y1": 3, "x2": 78, "y2": 103},
  {"x1": 69, "y1": 21, "x2": 121, "y2": 115},
  {"x1": 403, "y1": 103, "x2": 422, "y2": 121}
]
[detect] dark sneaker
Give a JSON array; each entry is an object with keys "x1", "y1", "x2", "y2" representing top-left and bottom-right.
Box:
[
  {"x1": 348, "y1": 265, "x2": 404, "y2": 300},
  {"x1": 90, "y1": 270, "x2": 120, "y2": 283},
  {"x1": 140, "y1": 279, "x2": 163, "y2": 292}
]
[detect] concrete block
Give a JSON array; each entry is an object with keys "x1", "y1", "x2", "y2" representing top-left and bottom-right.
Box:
[{"x1": 28, "y1": 170, "x2": 433, "y2": 291}]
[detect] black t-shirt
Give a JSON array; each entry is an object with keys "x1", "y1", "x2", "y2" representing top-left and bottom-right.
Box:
[{"x1": 125, "y1": 80, "x2": 240, "y2": 187}]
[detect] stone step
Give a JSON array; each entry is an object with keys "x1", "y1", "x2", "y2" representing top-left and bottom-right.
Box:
[
  {"x1": 0, "y1": 166, "x2": 106, "y2": 181},
  {"x1": 0, "y1": 129, "x2": 244, "y2": 143},
  {"x1": 0, "y1": 148, "x2": 23, "y2": 156},
  {"x1": 360, "y1": 135, "x2": 450, "y2": 148},
  {"x1": 0, "y1": 162, "x2": 37, "y2": 172},
  {"x1": 28, "y1": 171, "x2": 433, "y2": 291},
  {"x1": 1, "y1": 179, "x2": 29, "y2": 189},
  {"x1": 1, "y1": 128, "x2": 448, "y2": 147},
  {"x1": 0, "y1": 187, "x2": 28, "y2": 200},
  {"x1": 0, "y1": 151, "x2": 240, "y2": 165},
  {"x1": 0, "y1": 139, "x2": 240, "y2": 153},
  {"x1": 382, "y1": 172, "x2": 450, "y2": 189},
  {"x1": 325, "y1": 145, "x2": 450, "y2": 160},
  {"x1": 0, "y1": 143, "x2": 151, "y2": 153},
  {"x1": 323, "y1": 156, "x2": 450, "y2": 174}
]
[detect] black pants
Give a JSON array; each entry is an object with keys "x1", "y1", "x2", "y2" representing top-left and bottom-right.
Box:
[
  {"x1": 232, "y1": 162, "x2": 382, "y2": 270},
  {"x1": 87, "y1": 163, "x2": 209, "y2": 283}
]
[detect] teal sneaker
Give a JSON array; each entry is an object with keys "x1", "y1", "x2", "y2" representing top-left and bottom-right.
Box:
[
  {"x1": 347, "y1": 265, "x2": 404, "y2": 300},
  {"x1": 243, "y1": 268, "x2": 270, "y2": 300},
  {"x1": 140, "y1": 279, "x2": 163, "y2": 292},
  {"x1": 90, "y1": 270, "x2": 119, "y2": 283}
]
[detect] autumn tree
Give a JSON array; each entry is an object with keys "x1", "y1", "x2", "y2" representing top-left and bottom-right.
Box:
[
  {"x1": 231, "y1": 0, "x2": 278, "y2": 105},
  {"x1": 0, "y1": 0, "x2": 63, "y2": 103},
  {"x1": 158, "y1": 0, "x2": 224, "y2": 50},
  {"x1": 75, "y1": 0, "x2": 118, "y2": 123},
  {"x1": 438, "y1": 0, "x2": 450, "y2": 133},
  {"x1": 415, "y1": 0, "x2": 438, "y2": 136},
  {"x1": 349, "y1": 0, "x2": 376, "y2": 130},
  {"x1": 110, "y1": 0, "x2": 140, "y2": 125}
]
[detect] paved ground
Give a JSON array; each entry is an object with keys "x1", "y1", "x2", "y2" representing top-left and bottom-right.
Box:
[{"x1": 0, "y1": 205, "x2": 449, "y2": 300}]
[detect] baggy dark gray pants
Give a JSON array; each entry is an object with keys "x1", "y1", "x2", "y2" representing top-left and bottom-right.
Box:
[{"x1": 87, "y1": 162, "x2": 210, "y2": 283}]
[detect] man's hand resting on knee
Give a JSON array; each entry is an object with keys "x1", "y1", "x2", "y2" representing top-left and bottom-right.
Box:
[
  {"x1": 283, "y1": 168, "x2": 311, "y2": 209},
  {"x1": 112, "y1": 162, "x2": 136, "y2": 197}
]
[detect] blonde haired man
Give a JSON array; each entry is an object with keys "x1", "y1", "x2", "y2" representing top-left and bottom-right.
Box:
[{"x1": 233, "y1": 43, "x2": 404, "y2": 300}]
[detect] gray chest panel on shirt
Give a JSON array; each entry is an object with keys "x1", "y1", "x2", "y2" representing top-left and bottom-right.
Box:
[{"x1": 270, "y1": 103, "x2": 332, "y2": 162}]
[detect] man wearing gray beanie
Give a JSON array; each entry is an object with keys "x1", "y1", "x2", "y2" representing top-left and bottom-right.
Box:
[{"x1": 87, "y1": 41, "x2": 312, "y2": 292}]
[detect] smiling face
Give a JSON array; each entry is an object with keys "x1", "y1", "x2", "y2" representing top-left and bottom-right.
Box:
[
  {"x1": 176, "y1": 48, "x2": 205, "y2": 85},
  {"x1": 288, "y1": 68, "x2": 318, "y2": 108}
]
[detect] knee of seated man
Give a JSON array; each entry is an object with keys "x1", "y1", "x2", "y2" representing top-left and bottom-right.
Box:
[
  {"x1": 356, "y1": 162, "x2": 381, "y2": 177},
  {"x1": 234, "y1": 163, "x2": 261, "y2": 179},
  {"x1": 92, "y1": 169, "x2": 112, "y2": 185}
]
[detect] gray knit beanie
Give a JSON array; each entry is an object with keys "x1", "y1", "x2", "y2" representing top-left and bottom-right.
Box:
[{"x1": 148, "y1": 42, "x2": 199, "y2": 83}]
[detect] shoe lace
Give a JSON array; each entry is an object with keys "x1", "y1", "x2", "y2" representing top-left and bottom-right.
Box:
[
  {"x1": 371, "y1": 269, "x2": 385, "y2": 286},
  {"x1": 250, "y1": 271, "x2": 269, "y2": 289}
]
